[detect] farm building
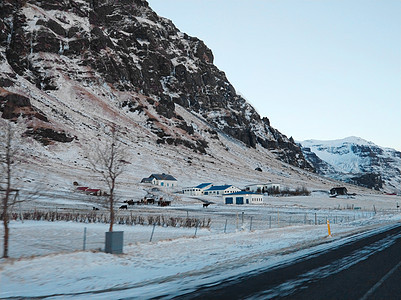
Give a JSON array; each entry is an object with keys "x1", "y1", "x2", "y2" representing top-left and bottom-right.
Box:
[
  {"x1": 141, "y1": 173, "x2": 177, "y2": 187},
  {"x1": 182, "y1": 183, "x2": 213, "y2": 196},
  {"x1": 85, "y1": 188, "x2": 103, "y2": 196},
  {"x1": 223, "y1": 191, "x2": 264, "y2": 205},
  {"x1": 330, "y1": 187, "x2": 348, "y2": 195},
  {"x1": 203, "y1": 185, "x2": 241, "y2": 196},
  {"x1": 245, "y1": 183, "x2": 280, "y2": 194}
]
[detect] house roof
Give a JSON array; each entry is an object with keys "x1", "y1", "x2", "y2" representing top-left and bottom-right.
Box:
[
  {"x1": 150, "y1": 173, "x2": 177, "y2": 181},
  {"x1": 195, "y1": 183, "x2": 212, "y2": 189},
  {"x1": 141, "y1": 177, "x2": 155, "y2": 183},
  {"x1": 205, "y1": 185, "x2": 235, "y2": 191},
  {"x1": 225, "y1": 191, "x2": 259, "y2": 196}
]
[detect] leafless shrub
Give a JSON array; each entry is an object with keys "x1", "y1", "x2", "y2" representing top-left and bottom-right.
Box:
[{"x1": 5, "y1": 210, "x2": 211, "y2": 228}]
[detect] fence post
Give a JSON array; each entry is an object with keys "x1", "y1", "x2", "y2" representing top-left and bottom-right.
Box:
[
  {"x1": 269, "y1": 215, "x2": 272, "y2": 229},
  {"x1": 19, "y1": 202, "x2": 24, "y2": 223},
  {"x1": 149, "y1": 223, "x2": 156, "y2": 242},
  {"x1": 224, "y1": 219, "x2": 227, "y2": 233},
  {"x1": 83, "y1": 227, "x2": 87, "y2": 250},
  {"x1": 315, "y1": 213, "x2": 317, "y2": 225},
  {"x1": 236, "y1": 212, "x2": 238, "y2": 230},
  {"x1": 250, "y1": 216, "x2": 253, "y2": 231},
  {"x1": 194, "y1": 221, "x2": 199, "y2": 237},
  {"x1": 277, "y1": 211, "x2": 280, "y2": 227},
  {"x1": 241, "y1": 212, "x2": 244, "y2": 228}
]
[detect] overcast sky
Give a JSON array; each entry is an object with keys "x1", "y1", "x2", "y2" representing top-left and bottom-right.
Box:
[{"x1": 147, "y1": 0, "x2": 401, "y2": 150}]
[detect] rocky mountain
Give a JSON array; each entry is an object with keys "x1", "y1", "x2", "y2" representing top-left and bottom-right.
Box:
[
  {"x1": 0, "y1": 0, "x2": 313, "y2": 172},
  {"x1": 300, "y1": 137, "x2": 401, "y2": 193}
]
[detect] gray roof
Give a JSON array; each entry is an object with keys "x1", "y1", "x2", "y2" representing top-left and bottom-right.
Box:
[{"x1": 150, "y1": 173, "x2": 177, "y2": 181}]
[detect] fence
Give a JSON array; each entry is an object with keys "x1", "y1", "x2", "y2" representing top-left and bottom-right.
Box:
[{"x1": 0, "y1": 207, "x2": 379, "y2": 259}]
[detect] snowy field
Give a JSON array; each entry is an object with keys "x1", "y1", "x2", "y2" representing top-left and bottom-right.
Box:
[{"x1": 1, "y1": 193, "x2": 400, "y2": 299}]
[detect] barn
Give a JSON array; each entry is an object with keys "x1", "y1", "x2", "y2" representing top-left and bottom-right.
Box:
[
  {"x1": 203, "y1": 185, "x2": 241, "y2": 196},
  {"x1": 182, "y1": 183, "x2": 213, "y2": 196},
  {"x1": 223, "y1": 191, "x2": 264, "y2": 205}
]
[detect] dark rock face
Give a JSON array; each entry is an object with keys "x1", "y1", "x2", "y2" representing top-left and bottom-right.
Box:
[
  {"x1": 349, "y1": 173, "x2": 383, "y2": 191},
  {"x1": 0, "y1": 90, "x2": 48, "y2": 121},
  {"x1": 0, "y1": 0, "x2": 313, "y2": 170},
  {"x1": 25, "y1": 127, "x2": 74, "y2": 145}
]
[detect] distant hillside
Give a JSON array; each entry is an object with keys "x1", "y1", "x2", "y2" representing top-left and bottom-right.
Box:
[{"x1": 300, "y1": 137, "x2": 401, "y2": 193}]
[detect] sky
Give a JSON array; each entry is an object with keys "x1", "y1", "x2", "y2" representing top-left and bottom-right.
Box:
[{"x1": 147, "y1": 0, "x2": 401, "y2": 151}]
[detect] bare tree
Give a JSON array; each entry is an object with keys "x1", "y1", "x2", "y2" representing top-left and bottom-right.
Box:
[
  {"x1": 0, "y1": 121, "x2": 20, "y2": 258},
  {"x1": 88, "y1": 124, "x2": 128, "y2": 232}
]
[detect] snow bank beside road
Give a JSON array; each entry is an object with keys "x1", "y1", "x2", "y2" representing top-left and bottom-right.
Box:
[{"x1": 1, "y1": 214, "x2": 399, "y2": 299}]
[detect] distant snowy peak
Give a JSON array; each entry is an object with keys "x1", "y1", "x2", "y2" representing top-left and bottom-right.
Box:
[
  {"x1": 302, "y1": 136, "x2": 376, "y2": 149},
  {"x1": 299, "y1": 137, "x2": 401, "y2": 192}
]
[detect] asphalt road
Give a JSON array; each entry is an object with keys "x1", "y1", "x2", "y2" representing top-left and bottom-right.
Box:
[{"x1": 175, "y1": 224, "x2": 401, "y2": 300}]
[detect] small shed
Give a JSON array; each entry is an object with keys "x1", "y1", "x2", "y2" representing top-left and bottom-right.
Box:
[
  {"x1": 85, "y1": 188, "x2": 102, "y2": 196},
  {"x1": 330, "y1": 187, "x2": 348, "y2": 195}
]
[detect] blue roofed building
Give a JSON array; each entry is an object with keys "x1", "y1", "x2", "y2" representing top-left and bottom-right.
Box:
[
  {"x1": 203, "y1": 185, "x2": 241, "y2": 196},
  {"x1": 182, "y1": 183, "x2": 213, "y2": 196}
]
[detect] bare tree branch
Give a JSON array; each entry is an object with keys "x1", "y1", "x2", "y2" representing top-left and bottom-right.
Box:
[{"x1": 87, "y1": 124, "x2": 128, "y2": 232}]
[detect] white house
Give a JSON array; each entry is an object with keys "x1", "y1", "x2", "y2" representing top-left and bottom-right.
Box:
[
  {"x1": 223, "y1": 191, "x2": 264, "y2": 205},
  {"x1": 203, "y1": 185, "x2": 241, "y2": 196},
  {"x1": 182, "y1": 183, "x2": 213, "y2": 196},
  {"x1": 245, "y1": 183, "x2": 280, "y2": 194},
  {"x1": 141, "y1": 173, "x2": 177, "y2": 187}
]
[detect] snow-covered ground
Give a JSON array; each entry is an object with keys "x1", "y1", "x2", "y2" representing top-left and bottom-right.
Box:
[{"x1": 1, "y1": 193, "x2": 400, "y2": 299}]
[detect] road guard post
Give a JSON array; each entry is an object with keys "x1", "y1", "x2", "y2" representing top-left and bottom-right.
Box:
[{"x1": 327, "y1": 219, "x2": 332, "y2": 237}]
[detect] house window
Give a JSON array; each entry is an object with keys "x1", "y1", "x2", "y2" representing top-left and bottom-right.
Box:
[{"x1": 161, "y1": 182, "x2": 164, "y2": 186}]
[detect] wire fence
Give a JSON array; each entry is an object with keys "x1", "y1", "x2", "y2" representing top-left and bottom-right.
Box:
[{"x1": 0, "y1": 206, "x2": 383, "y2": 259}]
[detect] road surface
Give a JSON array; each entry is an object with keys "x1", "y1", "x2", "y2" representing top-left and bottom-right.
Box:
[{"x1": 176, "y1": 224, "x2": 401, "y2": 299}]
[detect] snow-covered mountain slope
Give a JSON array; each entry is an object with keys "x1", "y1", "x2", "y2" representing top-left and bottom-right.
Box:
[
  {"x1": 0, "y1": 1, "x2": 376, "y2": 204},
  {"x1": 300, "y1": 137, "x2": 401, "y2": 193},
  {"x1": 0, "y1": 0, "x2": 313, "y2": 170}
]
